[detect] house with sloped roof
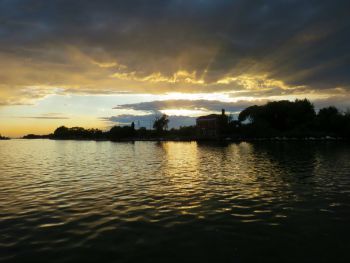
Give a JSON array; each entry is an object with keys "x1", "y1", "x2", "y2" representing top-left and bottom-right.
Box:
[{"x1": 196, "y1": 109, "x2": 228, "y2": 138}]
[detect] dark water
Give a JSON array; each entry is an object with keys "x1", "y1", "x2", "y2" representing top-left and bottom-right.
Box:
[{"x1": 0, "y1": 140, "x2": 350, "y2": 262}]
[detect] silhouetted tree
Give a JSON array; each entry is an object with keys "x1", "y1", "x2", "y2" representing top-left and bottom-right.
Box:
[
  {"x1": 238, "y1": 105, "x2": 260, "y2": 123},
  {"x1": 0, "y1": 134, "x2": 10, "y2": 140},
  {"x1": 316, "y1": 106, "x2": 345, "y2": 135},
  {"x1": 109, "y1": 123, "x2": 135, "y2": 140},
  {"x1": 53, "y1": 126, "x2": 105, "y2": 139},
  {"x1": 238, "y1": 99, "x2": 316, "y2": 137},
  {"x1": 54, "y1": 126, "x2": 70, "y2": 138},
  {"x1": 153, "y1": 114, "x2": 169, "y2": 134}
]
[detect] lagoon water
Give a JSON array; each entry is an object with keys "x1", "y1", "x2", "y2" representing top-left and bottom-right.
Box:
[{"x1": 0, "y1": 140, "x2": 350, "y2": 262}]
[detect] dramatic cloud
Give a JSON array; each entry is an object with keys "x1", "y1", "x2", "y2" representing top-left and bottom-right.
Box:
[
  {"x1": 112, "y1": 97, "x2": 350, "y2": 126},
  {"x1": 109, "y1": 99, "x2": 276, "y2": 129},
  {"x1": 113, "y1": 99, "x2": 268, "y2": 114},
  {"x1": 0, "y1": 0, "x2": 349, "y2": 105}
]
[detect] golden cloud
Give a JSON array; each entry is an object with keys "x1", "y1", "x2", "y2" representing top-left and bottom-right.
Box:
[{"x1": 0, "y1": 44, "x2": 348, "y2": 106}]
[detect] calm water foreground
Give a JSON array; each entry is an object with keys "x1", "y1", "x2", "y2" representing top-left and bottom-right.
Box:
[{"x1": 0, "y1": 140, "x2": 350, "y2": 262}]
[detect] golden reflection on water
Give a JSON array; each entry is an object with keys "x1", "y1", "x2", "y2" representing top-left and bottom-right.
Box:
[
  {"x1": 0, "y1": 139, "x2": 321, "y2": 217},
  {"x1": 1, "y1": 140, "x2": 350, "y2": 262},
  {"x1": 159, "y1": 141, "x2": 200, "y2": 182},
  {"x1": 0, "y1": 140, "x2": 348, "y2": 218},
  {"x1": 151, "y1": 141, "x2": 300, "y2": 218},
  {"x1": 152, "y1": 142, "x2": 202, "y2": 216}
]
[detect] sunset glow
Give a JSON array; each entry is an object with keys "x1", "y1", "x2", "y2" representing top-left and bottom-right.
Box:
[
  {"x1": 1, "y1": 1, "x2": 350, "y2": 262},
  {"x1": 0, "y1": 1, "x2": 349, "y2": 137}
]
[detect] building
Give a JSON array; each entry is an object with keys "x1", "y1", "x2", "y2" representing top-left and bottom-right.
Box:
[{"x1": 196, "y1": 109, "x2": 228, "y2": 138}]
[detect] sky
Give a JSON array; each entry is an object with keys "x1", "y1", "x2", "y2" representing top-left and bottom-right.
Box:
[{"x1": 0, "y1": 0, "x2": 350, "y2": 137}]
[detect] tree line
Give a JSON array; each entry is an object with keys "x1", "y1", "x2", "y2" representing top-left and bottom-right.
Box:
[
  {"x1": 234, "y1": 99, "x2": 350, "y2": 138},
  {"x1": 0, "y1": 134, "x2": 10, "y2": 140},
  {"x1": 22, "y1": 99, "x2": 350, "y2": 141},
  {"x1": 44, "y1": 115, "x2": 195, "y2": 141}
]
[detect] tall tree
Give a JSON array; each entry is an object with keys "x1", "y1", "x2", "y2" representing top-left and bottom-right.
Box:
[{"x1": 153, "y1": 114, "x2": 169, "y2": 134}]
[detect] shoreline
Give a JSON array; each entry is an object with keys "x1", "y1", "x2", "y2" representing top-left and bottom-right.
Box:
[{"x1": 15, "y1": 136, "x2": 350, "y2": 143}]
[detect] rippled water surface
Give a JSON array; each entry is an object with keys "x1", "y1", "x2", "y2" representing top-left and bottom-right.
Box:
[{"x1": 1, "y1": 140, "x2": 350, "y2": 262}]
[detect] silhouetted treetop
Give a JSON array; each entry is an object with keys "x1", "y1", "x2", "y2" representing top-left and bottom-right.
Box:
[
  {"x1": 109, "y1": 123, "x2": 135, "y2": 140},
  {"x1": 53, "y1": 126, "x2": 104, "y2": 139},
  {"x1": 153, "y1": 114, "x2": 169, "y2": 134},
  {"x1": 238, "y1": 99, "x2": 315, "y2": 131}
]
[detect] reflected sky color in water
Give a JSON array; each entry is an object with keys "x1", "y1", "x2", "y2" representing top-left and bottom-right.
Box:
[{"x1": 0, "y1": 140, "x2": 350, "y2": 262}]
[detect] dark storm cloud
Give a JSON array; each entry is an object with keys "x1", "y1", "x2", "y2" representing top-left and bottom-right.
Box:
[
  {"x1": 113, "y1": 99, "x2": 267, "y2": 113},
  {"x1": 110, "y1": 99, "x2": 272, "y2": 128},
  {"x1": 0, "y1": 0, "x2": 349, "y2": 91}
]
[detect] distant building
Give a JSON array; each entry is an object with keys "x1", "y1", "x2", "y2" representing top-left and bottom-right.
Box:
[{"x1": 196, "y1": 109, "x2": 228, "y2": 138}]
